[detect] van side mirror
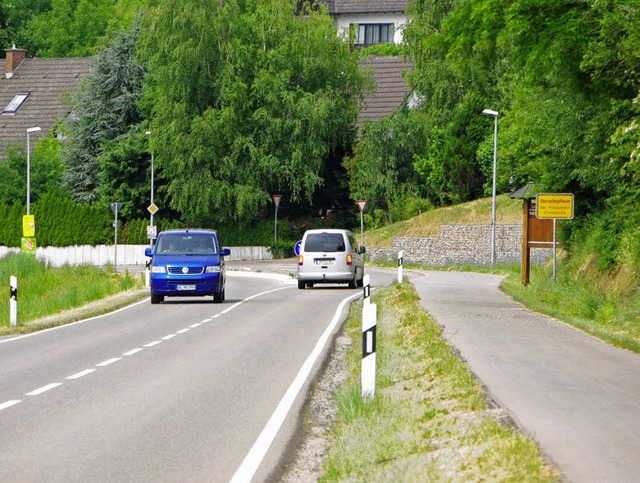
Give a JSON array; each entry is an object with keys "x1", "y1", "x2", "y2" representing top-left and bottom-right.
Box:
[
  {"x1": 145, "y1": 247, "x2": 152, "y2": 257},
  {"x1": 221, "y1": 247, "x2": 231, "y2": 257},
  {"x1": 360, "y1": 246, "x2": 366, "y2": 254}
]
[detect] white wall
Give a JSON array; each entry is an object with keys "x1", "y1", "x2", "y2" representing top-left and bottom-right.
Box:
[
  {"x1": 0, "y1": 245, "x2": 274, "y2": 267},
  {"x1": 334, "y1": 13, "x2": 407, "y2": 45}
]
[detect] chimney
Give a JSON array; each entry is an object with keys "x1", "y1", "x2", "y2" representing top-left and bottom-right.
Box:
[{"x1": 5, "y1": 45, "x2": 27, "y2": 78}]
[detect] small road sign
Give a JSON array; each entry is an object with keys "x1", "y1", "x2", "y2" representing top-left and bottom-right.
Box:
[
  {"x1": 357, "y1": 199, "x2": 367, "y2": 213},
  {"x1": 148, "y1": 203, "x2": 159, "y2": 215}
]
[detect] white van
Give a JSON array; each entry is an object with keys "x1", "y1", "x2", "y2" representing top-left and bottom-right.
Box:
[{"x1": 297, "y1": 229, "x2": 365, "y2": 289}]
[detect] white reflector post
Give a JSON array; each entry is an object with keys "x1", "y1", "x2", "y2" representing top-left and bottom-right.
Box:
[
  {"x1": 361, "y1": 302, "x2": 377, "y2": 400},
  {"x1": 363, "y1": 274, "x2": 370, "y2": 306},
  {"x1": 397, "y1": 250, "x2": 404, "y2": 283},
  {"x1": 10, "y1": 275, "x2": 17, "y2": 327}
]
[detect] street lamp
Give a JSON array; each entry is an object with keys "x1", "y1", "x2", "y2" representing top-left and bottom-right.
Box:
[
  {"x1": 272, "y1": 194, "x2": 282, "y2": 245},
  {"x1": 482, "y1": 109, "x2": 498, "y2": 269},
  {"x1": 145, "y1": 131, "x2": 154, "y2": 231},
  {"x1": 26, "y1": 126, "x2": 41, "y2": 215}
]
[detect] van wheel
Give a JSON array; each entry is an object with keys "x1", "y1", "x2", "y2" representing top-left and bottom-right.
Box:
[
  {"x1": 298, "y1": 280, "x2": 305, "y2": 290},
  {"x1": 357, "y1": 272, "x2": 364, "y2": 288},
  {"x1": 151, "y1": 292, "x2": 163, "y2": 304},
  {"x1": 213, "y1": 291, "x2": 224, "y2": 303},
  {"x1": 348, "y1": 274, "x2": 357, "y2": 289}
]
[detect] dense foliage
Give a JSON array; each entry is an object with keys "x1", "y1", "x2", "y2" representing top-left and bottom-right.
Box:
[
  {"x1": 398, "y1": 0, "x2": 640, "y2": 274},
  {"x1": 138, "y1": 0, "x2": 365, "y2": 226},
  {"x1": 61, "y1": 20, "x2": 148, "y2": 208},
  {"x1": 3, "y1": 0, "x2": 640, "y2": 274}
]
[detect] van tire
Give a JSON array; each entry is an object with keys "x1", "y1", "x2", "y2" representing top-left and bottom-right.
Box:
[
  {"x1": 349, "y1": 274, "x2": 357, "y2": 289},
  {"x1": 298, "y1": 280, "x2": 305, "y2": 290},
  {"x1": 150, "y1": 292, "x2": 163, "y2": 304},
  {"x1": 213, "y1": 290, "x2": 224, "y2": 303}
]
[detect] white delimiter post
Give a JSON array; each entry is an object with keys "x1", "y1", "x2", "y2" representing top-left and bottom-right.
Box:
[
  {"x1": 361, "y1": 274, "x2": 377, "y2": 400},
  {"x1": 10, "y1": 275, "x2": 17, "y2": 327},
  {"x1": 397, "y1": 250, "x2": 404, "y2": 283}
]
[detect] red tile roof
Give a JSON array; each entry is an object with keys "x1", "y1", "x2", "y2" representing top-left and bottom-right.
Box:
[
  {"x1": 323, "y1": 0, "x2": 408, "y2": 14},
  {"x1": 358, "y1": 55, "x2": 412, "y2": 127},
  {"x1": 0, "y1": 56, "x2": 93, "y2": 159}
]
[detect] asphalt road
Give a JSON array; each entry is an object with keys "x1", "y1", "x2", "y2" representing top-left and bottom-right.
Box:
[
  {"x1": 410, "y1": 270, "x2": 640, "y2": 483},
  {"x1": 0, "y1": 268, "x2": 396, "y2": 482}
]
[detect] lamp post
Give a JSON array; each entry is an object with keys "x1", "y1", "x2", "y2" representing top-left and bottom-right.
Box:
[
  {"x1": 272, "y1": 194, "x2": 282, "y2": 245},
  {"x1": 26, "y1": 126, "x2": 41, "y2": 215},
  {"x1": 482, "y1": 109, "x2": 498, "y2": 269},
  {"x1": 145, "y1": 131, "x2": 154, "y2": 234}
]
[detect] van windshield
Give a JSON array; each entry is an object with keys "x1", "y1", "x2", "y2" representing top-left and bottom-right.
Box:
[
  {"x1": 157, "y1": 234, "x2": 217, "y2": 255},
  {"x1": 304, "y1": 233, "x2": 345, "y2": 252}
]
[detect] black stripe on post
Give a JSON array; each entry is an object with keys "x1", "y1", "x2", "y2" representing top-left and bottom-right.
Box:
[
  {"x1": 10, "y1": 286, "x2": 17, "y2": 300},
  {"x1": 362, "y1": 326, "x2": 376, "y2": 358}
]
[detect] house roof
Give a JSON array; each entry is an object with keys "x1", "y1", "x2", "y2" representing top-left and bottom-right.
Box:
[
  {"x1": 0, "y1": 55, "x2": 93, "y2": 159},
  {"x1": 322, "y1": 0, "x2": 408, "y2": 15},
  {"x1": 358, "y1": 55, "x2": 413, "y2": 127}
]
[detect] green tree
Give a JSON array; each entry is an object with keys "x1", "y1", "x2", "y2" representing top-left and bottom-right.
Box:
[
  {"x1": 139, "y1": 0, "x2": 365, "y2": 226},
  {"x1": 0, "y1": 0, "x2": 51, "y2": 53},
  {"x1": 0, "y1": 134, "x2": 63, "y2": 205},
  {"x1": 344, "y1": 106, "x2": 429, "y2": 222},
  {"x1": 61, "y1": 20, "x2": 147, "y2": 205},
  {"x1": 25, "y1": 0, "x2": 117, "y2": 57}
]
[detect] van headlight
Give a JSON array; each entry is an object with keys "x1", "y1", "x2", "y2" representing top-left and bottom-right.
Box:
[
  {"x1": 206, "y1": 266, "x2": 221, "y2": 273},
  {"x1": 151, "y1": 266, "x2": 166, "y2": 273}
]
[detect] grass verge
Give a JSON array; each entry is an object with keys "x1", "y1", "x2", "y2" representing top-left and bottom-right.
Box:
[
  {"x1": 320, "y1": 282, "x2": 559, "y2": 482},
  {"x1": 0, "y1": 252, "x2": 147, "y2": 335},
  {"x1": 501, "y1": 263, "x2": 640, "y2": 354}
]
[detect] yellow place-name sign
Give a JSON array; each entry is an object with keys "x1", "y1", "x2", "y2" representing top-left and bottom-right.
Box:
[
  {"x1": 536, "y1": 193, "x2": 574, "y2": 219},
  {"x1": 23, "y1": 214, "x2": 35, "y2": 237}
]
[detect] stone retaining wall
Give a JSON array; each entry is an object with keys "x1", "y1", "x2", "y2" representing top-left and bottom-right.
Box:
[{"x1": 367, "y1": 224, "x2": 553, "y2": 267}]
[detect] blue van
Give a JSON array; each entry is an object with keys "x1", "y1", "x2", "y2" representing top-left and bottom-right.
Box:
[{"x1": 144, "y1": 229, "x2": 231, "y2": 304}]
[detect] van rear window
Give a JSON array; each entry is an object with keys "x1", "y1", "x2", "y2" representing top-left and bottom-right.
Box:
[{"x1": 304, "y1": 233, "x2": 346, "y2": 252}]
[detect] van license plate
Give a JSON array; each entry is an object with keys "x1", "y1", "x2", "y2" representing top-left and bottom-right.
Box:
[
  {"x1": 177, "y1": 285, "x2": 196, "y2": 291},
  {"x1": 315, "y1": 259, "x2": 334, "y2": 266}
]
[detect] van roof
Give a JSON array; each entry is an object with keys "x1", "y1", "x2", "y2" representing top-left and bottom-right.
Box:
[{"x1": 159, "y1": 229, "x2": 218, "y2": 236}]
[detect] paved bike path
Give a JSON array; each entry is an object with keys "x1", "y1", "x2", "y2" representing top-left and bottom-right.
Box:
[{"x1": 410, "y1": 270, "x2": 640, "y2": 483}]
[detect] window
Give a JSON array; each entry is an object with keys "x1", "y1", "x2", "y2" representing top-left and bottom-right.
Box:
[
  {"x1": 3, "y1": 92, "x2": 29, "y2": 114},
  {"x1": 353, "y1": 24, "x2": 395, "y2": 46}
]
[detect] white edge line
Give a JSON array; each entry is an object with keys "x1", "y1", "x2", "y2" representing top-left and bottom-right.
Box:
[
  {"x1": 0, "y1": 400, "x2": 22, "y2": 411},
  {"x1": 0, "y1": 297, "x2": 149, "y2": 345},
  {"x1": 144, "y1": 341, "x2": 161, "y2": 347},
  {"x1": 162, "y1": 334, "x2": 177, "y2": 340},
  {"x1": 66, "y1": 369, "x2": 96, "y2": 380},
  {"x1": 189, "y1": 323, "x2": 201, "y2": 328},
  {"x1": 230, "y1": 290, "x2": 361, "y2": 483},
  {"x1": 176, "y1": 328, "x2": 190, "y2": 334},
  {"x1": 26, "y1": 382, "x2": 62, "y2": 396},
  {"x1": 96, "y1": 357, "x2": 121, "y2": 367}
]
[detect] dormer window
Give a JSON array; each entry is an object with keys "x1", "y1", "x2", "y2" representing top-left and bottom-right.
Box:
[
  {"x1": 3, "y1": 92, "x2": 29, "y2": 114},
  {"x1": 353, "y1": 24, "x2": 395, "y2": 46}
]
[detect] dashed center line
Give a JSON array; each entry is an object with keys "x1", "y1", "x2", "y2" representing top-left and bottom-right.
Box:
[
  {"x1": 66, "y1": 369, "x2": 96, "y2": 380},
  {"x1": 3, "y1": 283, "x2": 293, "y2": 415},
  {"x1": 123, "y1": 348, "x2": 143, "y2": 356},
  {"x1": 0, "y1": 400, "x2": 22, "y2": 411},
  {"x1": 26, "y1": 383, "x2": 62, "y2": 396},
  {"x1": 97, "y1": 358, "x2": 121, "y2": 367}
]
